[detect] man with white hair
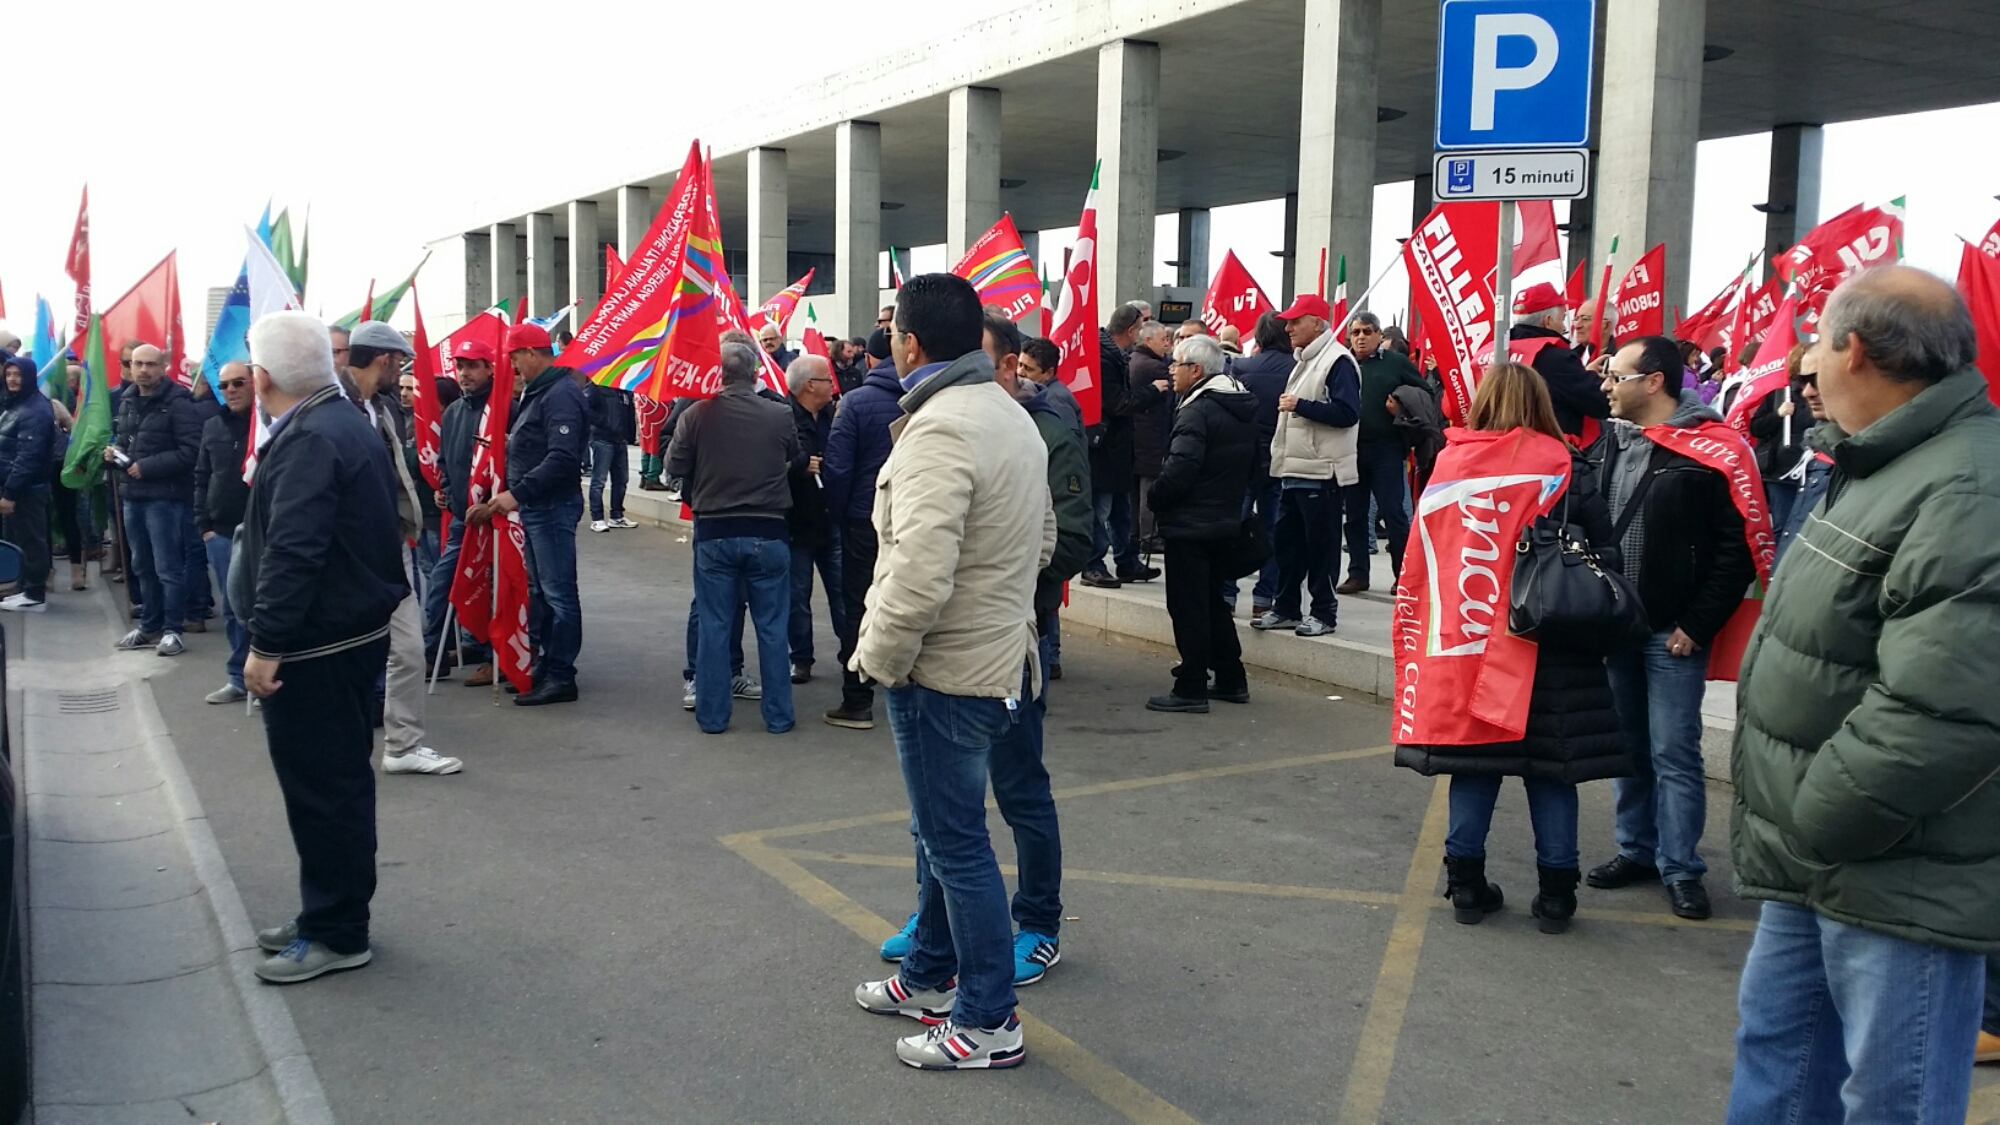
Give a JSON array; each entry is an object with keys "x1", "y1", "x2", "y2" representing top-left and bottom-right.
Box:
[
  {"x1": 758, "y1": 324, "x2": 799, "y2": 372},
  {"x1": 783, "y1": 355, "x2": 843, "y2": 684},
  {"x1": 237, "y1": 311, "x2": 408, "y2": 984}
]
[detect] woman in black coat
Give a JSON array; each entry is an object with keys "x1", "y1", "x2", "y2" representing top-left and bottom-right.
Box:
[{"x1": 1394, "y1": 363, "x2": 1630, "y2": 934}]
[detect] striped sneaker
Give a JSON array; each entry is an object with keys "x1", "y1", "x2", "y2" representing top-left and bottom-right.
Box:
[
  {"x1": 1013, "y1": 931, "x2": 1060, "y2": 985},
  {"x1": 895, "y1": 1014, "x2": 1025, "y2": 1070},
  {"x1": 854, "y1": 975, "x2": 955, "y2": 1024}
]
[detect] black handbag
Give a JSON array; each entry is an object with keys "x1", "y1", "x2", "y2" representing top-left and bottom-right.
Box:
[
  {"x1": 1508, "y1": 490, "x2": 1649, "y2": 654},
  {"x1": 1223, "y1": 515, "x2": 1272, "y2": 580}
]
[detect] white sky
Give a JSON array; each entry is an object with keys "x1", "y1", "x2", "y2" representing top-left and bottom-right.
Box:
[{"x1": 4, "y1": 1, "x2": 1997, "y2": 352}]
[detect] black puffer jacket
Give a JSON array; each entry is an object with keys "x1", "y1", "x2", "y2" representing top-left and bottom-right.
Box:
[
  {"x1": 1087, "y1": 329, "x2": 1135, "y2": 489},
  {"x1": 1149, "y1": 374, "x2": 1257, "y2": 540},
  {"x1": 0, "y1": 366, "x2": 56, "y2": 499},
  {"x1": 1127, "y1": 344, "x2": 1173, "y2": 479},
  {"x1": 1395, "y1": 448, "x2": 1631, "y2": 783},
  {"x1": 193, "y1": 408, "x2": 252, "y2": 535},
  {"x1": 786, "y1": 397, "x2": 832, "y2": 548},
  {"x1": 112, "y1": 379, "x2": 204, "y2": 503}
]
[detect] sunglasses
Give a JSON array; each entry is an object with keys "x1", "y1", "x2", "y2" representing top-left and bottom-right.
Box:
[
  {"x1": 1797, "y1": 371, "x2": 1818, "y2": 387},
  {"x1": 218, "y1": 378, "x2": 249, "y2": 390}
]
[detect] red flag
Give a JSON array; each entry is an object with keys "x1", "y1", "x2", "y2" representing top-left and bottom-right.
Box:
[
  {"x1": 361, "y1": 279, "x2": 376, "y2": 324},
  {"x1": 744, "y1": 268, "x2": 815, "y2": 334},
  {"x1": 1391, "y1": 426, "x2": 1572, "y2": 745},
  {"x1": 446, "y1": 308, "x2": 516, "y2": 647},
  {"x1": 563, "y1": 143, "x2": 707, "y2": 395},
  {"x1": 1611, "y1": 243, "x2": 1667, "y2": 340},
  {"x1": 1197, "y1": 249, "x2": 1274, "y2": 342},
  {"x1": 407, "y1": 286, "x2": 446, "y2": 490},
  {"x1": 1563, "y1": 258, "x2": 1587, "y2": 311},
  {"x1": 1643, "y1": 421, "x2": 1774, "y2": 681},
  {"x1": 164, "y1": 254, "x2": 185, "y2": 382},
  {"x1": 1979, "y1": 217, "x2": 2000, "y2": 260},
  {"x1": 1403, "y1": 202, "x2": 1500, "y2": 427},
  {"x1": 1675, "y1": 271, "x2": 1744, "y2": 352},
  {"x1": 0, "y1": 276, "x2": 7, "y2": 320},
  {"x1": 1316, "y1": 248, "x2": 1327, "y2": 297},
  {"x1": 1776, "y1": 202, "x2": 1905, "y2": 330},
  {"x1": 605, "y1": 244, "x2": 626, "y2": 287},
  {"x1": 1722, "y1": 294, "x2": 1800, "y2": 436},
  {"x1": 802, "y1": 327, "x2": 830, "y2": 361},
  {"x1": 1513, "y1": 200, "x2": 1561, "y2": 276},
  {"x1": 490, "y1": 511, "x2": 534, "y2": 693},
  {"x1": 66, "y1": 187, "x2": 90, "y2": 340},
  {"x1": 950, "y1": 214, "x2": 1042, "y2": 322},
  {"x1": 1048, "y1": 166, "x2": 1103, "y2": 425},
  {"x1": 98, "y1": 252, "x2": 181, "y2": 388},
  {"x1": 1588, "y1": 259, "x2": 1614, "y2": 354},
  {"x1": 1955, "y1": 241, "x2": 2000, "y2": 404}
]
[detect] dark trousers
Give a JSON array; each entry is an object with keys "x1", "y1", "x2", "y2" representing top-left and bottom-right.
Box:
[
  {"x1": 1164, "y1": 536, "x2": 1246, "y2": 698},
  {"x1": 1344, "y1": 440, "x2": 1410, "y2": 584},
  {"x1": 788, "y1": 536, "x2": 845, "y2": 667},
  {"x1": 1249, "y1": 475, "x2": 1282, "y2": 607},
  {"x1": 260, "y1": 636, "x2": 387, "y2": 956},
  {"x1": 587, "y1": 439, "x2": 628, "y2": 522},
  {"x1": 1271, "y1": 481, "x2": 1342, "y2": 624},
  {"x1": 838, "y1": 518, "x2": 878, "y2": 711},
  {"x1": 52, "y1": 481, "x2": 92, "y2": 565},
  {"x1": 2, "y1": 490, "x2": 50, "y2": 599}
]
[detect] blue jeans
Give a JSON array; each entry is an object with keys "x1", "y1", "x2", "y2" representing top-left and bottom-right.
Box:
[
  {"x1": 1606, "y1": 630, "x2": 1712, "y2": 883},
  {"x1": 425, "y1": 518, "x2": 490, "y2": 663},
  {"x1": 123, "y1": 498, "x2": 191, "y2": 636},
  {"x1": 1088, "y1": 487, "x2": 1137, "y2": 575},
  {"x1": 183, "y1": 508, "x2": 212, "y2": 619},
  {"x1": 683, "y1": 595, "x2": 746, "y2": 681},
  {"x1": 1038, "y1": 609, "x2": 1061, "y2": 669},
  {"x1": 1986, "y1": 954, "x2": 2000, "y2": 1034},
  {"x1": 1344, "y1": 440, "x2": 1410, "y2": 584},
  {"x1": 692, "y1": 535, "x2": 793, "y2": 733},
  {"x1": 1250, "y1": 475, "x2": 1281, "y2": 607},
  {"x1": 1727, "y1": 901, "x2": 1987, "y2": 1125},
  {"x1": 587, "y1": 439, "x2": 627, "y2": 522},
  {"x1": 890, "y1": 680, "x2": 1022, "y2": 1030},
  {"x1": 413, "y1": 525, "x2": 439, "y2": 603},
  {"x1": 1445, "y1": 774, "x2": 1580, "y2": 869},
  {"x1": 202, "y1": 532, "x2": 248, "y2": 689},
  {"x1": 788, "y1": 537, "x2": 845, "y2": 667},
  {"x1": 518, "y1": 492, "x2": 584, "y2": 686}
]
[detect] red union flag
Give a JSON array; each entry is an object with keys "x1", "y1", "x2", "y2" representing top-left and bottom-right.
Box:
[
  {"x1": 66, "y1": 187, "x2": 90, "y2": 340},
  {"x1": 745, "y1": 268, "x2": 815, "y2": 334},
  {"x1": 490, "y1": 511, "x2": 534, "y2": 693},
  {"x1": 1512, "y1": 200, "x2": 1561, "y2": 276},
  {"x1": 1612, "y1": 243, "x2": 1667, "y2": 340},
  {"x1": 407, "y1": 287, "x2": 445, "y2": 490},
  {"x1": 1403, "y1": 202, "x2": 1500, "y2": 426},
  {"x1": 448, "y1": 308, "x2": 517, "y2": 647},
  {"x1": 951, "y1": 213, "x2": 1042, "y2": 322},
  {"x1": 1048, "y1": 162, "x2": 1103, "y2": 425},
  {"x1": 1956, "y1": 241, "x2": 2000, "y2": 404},
  {"x1": 98, "y1": 252, "x2": 182, "y2": 387},
  {"x1": 1777, "y1": 200, "x2": 1905, "y2": 329},
  {"x1": 1980, "y1": 217, "x2": 2000, "y2": 260},
  {"x1": 1198, "y1": 249, "x2": 1273, "y2": 341},
  {"x1": 1391, "y1": 426, "x2": 1571, "y2": 745},
  {"x1": 1644, "y1": 420, "x2": 1774, "y2": 681},
  {"x1": 564, "y1": 143, "x2": 706, "y2": 393},
  {"x1": 1723, "y1": 294, "x2": 1800, "y2": 437}
]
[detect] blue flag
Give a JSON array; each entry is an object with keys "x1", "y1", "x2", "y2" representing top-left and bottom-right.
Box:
[
  {"x1": 202, "y1": 265, "x2": 251, "y2": 384},
  {"x1": 31, "y1": 297, "x2": 66, "y2": 401}
]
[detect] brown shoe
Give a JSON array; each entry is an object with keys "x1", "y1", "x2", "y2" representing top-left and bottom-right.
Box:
[
  {"x1": 1335, "y1": 577, "x2": 1369, "y2": 595},
  {"x1": 182, "y1": 618, "x2": 208, "y2": 634},
  {"x1": 462, "y1": 663, "x2": 494, "y2": 687}
]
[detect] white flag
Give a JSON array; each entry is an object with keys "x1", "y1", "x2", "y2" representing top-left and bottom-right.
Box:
[{"x1": 244, "y1": 226, "x2": 301, "y2": 324}]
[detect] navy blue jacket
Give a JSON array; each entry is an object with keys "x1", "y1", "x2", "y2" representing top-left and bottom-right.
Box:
[
  {"x1": 437, "y1": 384, "x2": 491, "y2": 518},
  {"x1": 1227, "y1": 348, "x2": 1294, "y2": 476},
  {"x1": 821, "y1": 360, "x2": 904, "y2": 525},
  {"x1": 0, "y1": 367, "x2": 56, "y2": 500},
  {"x1": 506, "y1": 366, "x2": 589, "y2": 509},
  {"x1": 586, "y1": 382, "x2": 635, "y2": 446},
  {"x1": 112, "y1": 380, "x2": 204, "y2": 504}
]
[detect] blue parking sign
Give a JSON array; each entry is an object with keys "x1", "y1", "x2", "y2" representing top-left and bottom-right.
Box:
[
  {"x1": 1445, "y1": 158, "x2": 1475, "y2": 196},
  {"x1": 1435, "y1": 0, "x2": 1595, "y2": 150}
]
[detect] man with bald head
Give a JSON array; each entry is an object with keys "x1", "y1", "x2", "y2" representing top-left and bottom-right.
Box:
[
  {"x1": 106, "y1": 343, "x2": 204, "y2": 654},
  {"x1": 194, "y1": 361, "x2": 257, "y2": 700},
  {"x1": 1727, "y1": 266, "x2": 2000, "y2": 1125}
]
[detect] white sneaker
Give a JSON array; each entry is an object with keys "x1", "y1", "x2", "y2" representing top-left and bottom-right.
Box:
[
  {"x1": 609, "y1": 517, "x2": 638, "y2": 529},
  {"x1": 590, "y1": 520, "x2": 610, "y2": 533},
  {"x1": 731, "y1": 675, "x2": 762, "y2": 700},
  {"x1": 682, "y1": 681, "x2": 697, "y2": 710},
  {"x1": 155, "y1": 631, "x2": 186, "y2": 657},
  {"x1": 0, "y1": 592, "x2": 46, "y2": 613},
  {"x1": 205, "y1": 683, "x2": 248, "y2": 705},
  {"x1": 383, "y1": 746, "x2": 463, "y2": 775},
  {"x1": 115, "y1": 628, "x2": 160, "y2": 650}
]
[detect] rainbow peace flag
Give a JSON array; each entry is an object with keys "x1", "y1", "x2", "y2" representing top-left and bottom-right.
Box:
[{"x1": 951, "y1": 213, "x2": 1041, "y2": 321}]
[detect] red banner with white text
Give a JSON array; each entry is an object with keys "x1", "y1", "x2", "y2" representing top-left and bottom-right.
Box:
[
  {"x1": 1611, "y1": 243, "x2": 1667, "y2": 340},
  {"x1": 1403, "y1": 202, "x2": 1500, "y2": 426},
  {"x1": 1198, "y1": 249, "x2": 1274, "y2": 341}
]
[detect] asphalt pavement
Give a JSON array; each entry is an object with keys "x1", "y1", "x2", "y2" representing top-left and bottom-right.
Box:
[{"x1": 59, "y1": 519, "x2": 1877, "y2": 1124}]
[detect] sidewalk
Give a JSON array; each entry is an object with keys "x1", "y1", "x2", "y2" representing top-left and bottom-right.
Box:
[
  {"x1": 613, "y1": 459, "x2": 1739, "y2": 781},
  {"x1": 13, "y1": 586, "x2": 330, "y2": 1125}
]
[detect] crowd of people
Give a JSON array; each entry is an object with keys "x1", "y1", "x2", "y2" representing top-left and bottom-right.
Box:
[{"x1": 0, "y1": 256, "x2": 1994, "y2": 1102}]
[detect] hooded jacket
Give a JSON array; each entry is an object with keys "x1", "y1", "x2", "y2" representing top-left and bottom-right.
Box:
[
  {"x1": 506, "y1": 365, "x2": 589, "y2": 509},
  {"x1": 193, "y1": 407, "x2": 253, "y2": 535},
  {"x1": 853, "y1": 349, "x2": 1056, "y2": 699},
  {"x1": 1269, "y1": 328, "x2": 1362, "y2": 484},
  {"x1": 0, "y1": 364, "x2": 56, "y2": 500},
  {"x1": 1150, "y1": 372, "x2": 1258, "y2": 540},
  {"x1": 112, "y1": 378, "x2": 204, "y2": 503},
  {"x1": 1018, "y1": 379, "x2": 1093, "y2": 618},
  {"x1": 821, "y1": 360, "x2": 904, "y2": 525},
  {"x1": 1732, "y1": 367, "x2": 2000, "y2": 953}
]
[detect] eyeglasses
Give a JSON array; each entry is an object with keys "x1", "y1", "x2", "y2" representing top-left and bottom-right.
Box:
[
  {"x1": 119, "y1": 360, "x2": 132, "y2": 368},
  {"x1": 218, "y1": 378, "x2": 249, "y2": 390},
  {"x1": 1604, "y1": 369, "x2": 1651, "y2": 384}
]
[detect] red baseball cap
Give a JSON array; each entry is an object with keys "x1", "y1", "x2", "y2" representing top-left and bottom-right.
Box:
[
  {"x1": 505, "y1": 322, "x2": 553, "y2": 352},
  {"x1": 1511, "y1": 282, "x2": 1566, "y2": 316},
  {"x1": 451, "y1": 339, "x2": 496, "y2": 363},
  {"x1": 1276, "y1": 293, "x2": 1332, "y2": 321}
]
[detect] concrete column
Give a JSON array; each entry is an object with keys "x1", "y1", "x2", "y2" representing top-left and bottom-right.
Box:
[
  {"x1": 1565, "y1": 185, "x2": 1596, "y2": 277},
  {"x1": 1411, "y1": 174, "x2": 1434, "y2": 231},
  {"x1": 1294, "y1": 0, "x2": 1381, "y2": 303},
  {"x1": 463, "y1": 231, "x2": 491, "y2": 322},
  {"x1": 1764, "y1": 123, "x2": 1824, "y2": 263},
  {"x1": 836, "y1": 120, "x2": 882, "y2": 341},
  {"x1": 615, "y1": 185, "x2": 653, "y2": 258},
  {"x1": 526, "y1": 213, "x2": 559, "y2": 319},
  {"x1": 1280, "y1": 192, "x2": 1299, "y2": 306},
  {"x1": 948, "y1": 86, "x2": 1003, "y2": 264},
  {"x1": 1096, "y1": 40, "x2": 1161, "y2": 309},
  {"x1": 1021, "y1": 230, "x2": 1041, "y2": 273},
  {"x1": 1176, "y1": 208, "x2": 1210, "y2": 289},
  {"x1": 1593, "y1": 0, "x2": 1704, "y2": 314},
  {"x1": 567, "y1": 200, "x2": 600, "y2": 322},
  {"x1": 748, "y1": 147, "x2": 790, "y2": 305},
  {"x1": 488, "y1": 222, "x2": 518, "y2": 309}
]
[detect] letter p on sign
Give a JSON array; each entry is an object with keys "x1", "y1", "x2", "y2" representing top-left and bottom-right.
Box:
[
  {"x1": 1436, "y1": 0, "x2": 1595, "y2": 150},
  {"x1": 1470, "y1": 14, "x2": 1558, "y2": 130}
]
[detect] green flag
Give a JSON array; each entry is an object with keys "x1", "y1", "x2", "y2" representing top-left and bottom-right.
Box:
[
  {"x1": 60, "y1": 316, "x2": 112, "y2": 491},
  {"x1": 270, "y1": 208, "x2": 304, "y2": 296},
  {"x1": 332, "y1": 254, "x2": 430, "y2": 330}
]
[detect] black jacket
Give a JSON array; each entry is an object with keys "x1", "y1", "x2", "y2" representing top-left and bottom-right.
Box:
[
  {"x1": 1088, "y1": 329, "x2": 1136, "y2": 488},
  {"x1": 821, "y1": 362, "x2": 904, "y2": 525},
  {"x1": 437, "y1": 384, "x2": 490, "y2": 518},
  {"x1": 586, "y1": 382, "x2": 636, "y2": 446},
  {"x1": 113, "y1": 380, "x2": 204, "y2": 503},
  {"x1": 235, "y1": 384, "x2": 409, "y2": 661},
  {"x1": 1511, "y1": 324, "x2": 1610, "y2": 440},
  {"x1": 506, "y1": 366, "x2": 589, "y2": 509},
  {"x1": 1127, "y1": 345, "x2": 1173, "y2": 479},
  {"x1": 1395, "y1": 448, "x2": 1630, "y2": 783},
  {"x1": 1228, "y1": 348, "x2": 1293, "y2": 479},
  {"x1": 1748, "y1": 389, "x2": 1809, "y2": 479},
  {"x1": 0, "y1": 374, "x2": 56, "y2": 500},
  {"x1": 786, "y1": 397, "x2": 832, "y2": 548},
  {"x1": 1149, "y1": 374, "x2": 1258, "y2": 540},
  {"x1": 193, "y1": 408, "x2": 252, "y2": 535}
]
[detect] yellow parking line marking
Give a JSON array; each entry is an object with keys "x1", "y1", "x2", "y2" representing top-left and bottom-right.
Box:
[
  {"x1": 779, "y1": 848, "x2": 1403, "y2": 907},
  {"x1": 752, "y1": 744, "x2": 1392, "y2": 841},
  {"x1": 1574, "y1": 906, "x2": 1758, "y2": 933},
  {"x1": 720, "y1": 831, "x2": 1202, "y2": 1125},
  {"x1": 1337, "y1": 775, "x2": 1450, "y2": 1125}
]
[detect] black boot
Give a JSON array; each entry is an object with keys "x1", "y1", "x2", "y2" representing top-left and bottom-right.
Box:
[
  {"x1": 1442, "y1": 855, "x2": 1504, "y2": 924},
  {"x1": 1530, "y1": 865, "x2": 1581, "y2": 935}
]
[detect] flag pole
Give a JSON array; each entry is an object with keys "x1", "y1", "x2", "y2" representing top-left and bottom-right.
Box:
[
  {"x1": 428, "y1": 603, "x2": 455, "y2": 694},
  {"x1": 1493, "y1": 202, "x2": 1517, "y2": 358},
  {"x1": 1334, "y1": 256, "x2": 1405, "y2": 340},
  {"x1": 491, "y1": 548, "x2": 501, "y2": 707},
  {"x1": 105, "y1": 465, "x2": 133, "y2": 625}
]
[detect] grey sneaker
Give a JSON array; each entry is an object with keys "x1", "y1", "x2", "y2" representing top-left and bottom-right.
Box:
[
  {"x1": 115, "y1": 628, "x2": 160, "y2": 650},
  {"x1": 254, "y1": 938, "x2": 371, "y2": 983},
  {"x1": 205, "y1": 683, "x2": 249, "y2": 705},
  {"x1": 256, "y1": 919, "x2": 297, "y2": 953},
  {"x1": 609, "y1": 517, "x2": 639, "y2": 529},
  {"x1": 1249, "y1": 611, "x2": 1299, "y2": 631},
  {"x1": 383, "y1": 746, "x2": 463, "y2": 775},
  {"x1": 1294, "y1": 616, "x2": 1334, "y2": 638},
  {"x1": 682, "y1": 681, "x2": 697, "y2": 710},
  {"x1": 855, "y1": 976, "x2": 956, "y2": 1024},
  {"x1": 896, "y1": 1014, "x2": 1026, "y2": 1070},
  {"x1": 731, "y1": 675, "x2": 762, "y2": 700},
  {"x1": 155, "y1": 631, "x2": 186, "y2": 657}
]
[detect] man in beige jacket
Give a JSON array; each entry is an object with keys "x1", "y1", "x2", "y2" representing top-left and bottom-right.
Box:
[{"x1": 849, "y1": 274, "x2": 1054, "y2": 1071}]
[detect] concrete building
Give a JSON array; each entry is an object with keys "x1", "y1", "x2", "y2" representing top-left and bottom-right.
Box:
[{"x1": 429, "y1": 0, "x2": 2000, "y2": 340}]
